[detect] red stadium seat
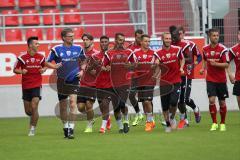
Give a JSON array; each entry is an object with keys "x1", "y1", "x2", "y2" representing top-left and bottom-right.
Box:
[
  {"x1": 0, "y1": 0, "x2": 15, "y2": 8},
  {"x1": 73, "y1": 27, "x2": 84, "y2": 39},
  {"x1": 39, "y1": 0, "x2": 57, "y2": 7},
  {"x1": 2, "y1": 10, "x2": 19, "y2": 26},
  {"x1": 43, "y1": 9, "x2": 60, "y2": 25},
  {"x1": 26, "y1": 28, "x2": 43, "y2": 40},
  {"x1": 46, "y1": 28, "x2": 62, "y2": 40},
  {"x1": 22, "y1": 9, "x2": 40, "y2": 25},
  {"x1": 18, "y1": 0, "x2": 36, "y2": 8},
  {"x1": 63, "y1": 8, "x2": 81, "y2": 24},
  {"x1": 60, "y1": 0, "x2": 78, "y2": 6},
  {"x1": 5, "y1": 29, "x2": 22, "y2": 41}
]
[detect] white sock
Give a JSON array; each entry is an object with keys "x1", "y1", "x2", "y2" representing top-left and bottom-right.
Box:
[
  {"x1": 123, "y1": 114, "x2": 129, "y2": 121},
  {"x1": 87, "y1": 120, "x2": 93, "y2": 128},
  {"x1": 116, "y1": 119, "x2": 123, "y2": 129},
  {"x1": 63, "y1": 122, "x2": 69, "y2": 128},
  {"x1": 69, "y1": 122, "x2": 75, "y2": 129},
  {"x1": 101, "y1": 120, "x2": 107, "y2": 129},
  {"x1": 146, "y1": 113, "x2": 153, "y2": 122},
  {"x1": 180, "y1": 114, "x2": 185, "y2": 120},
  {"x1": 30, "y1": 125, "x2": 35, "y2": 131}
]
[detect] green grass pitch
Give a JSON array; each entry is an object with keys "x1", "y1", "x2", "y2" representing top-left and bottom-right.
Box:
[{"x1": 0, "y1": 111, "x2": 239, "y2": 160}]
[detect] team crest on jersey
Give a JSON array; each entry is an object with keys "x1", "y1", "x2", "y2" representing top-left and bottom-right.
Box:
[
  {"x1": 236, "y1": 52, "x2": 239, "y2": 56},
  {"x1": 166, "y1": 53, "x2": 171, "y2": 59},
  {"x1": 172, "y1": 53, "x2": 176, "y2": 57},
  {"x1": 66, "y1": 51, "x2": 71, "y2": 56},
  {"x1": 210, "y1": 51, "x2": 215, "y2": 56},
  {"x1": 30, "y1": 58, "x2": 35, "y2": 63},
  {"x1": 161, "y1": 56, "x2": 165, "y2": 60},
  {"x1": 138, "y1": 56, "x2": 141, "y2": 59},
  {"x1": 143, "y1": 54, "x2": 147, "y2": 59},
  {"x1": 60, "y1": 53, "x2": 64, "y2": 57},
  {"x1": 26, "y1": 60, "x2": 29, "y2": 63}
]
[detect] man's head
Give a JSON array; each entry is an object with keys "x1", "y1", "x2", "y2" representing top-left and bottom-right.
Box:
[
  {"x1": 27, "y1": 36, "x2": 39, "y2": 52},
  {"x1": 161, "y1": 32, "x2": 172, "y2": 48},
  {"x1": 208, "y1": 28, "x2": 220, "y2": 45},
  {"x1": 178, "y1": 25, "x2": 185, "y2": 40},
  {"x1": 61, "y1": 28, "x2": 74, "y2": 45},
  {"x1": 114, "y1": 32, "x2": 125, "y2": 49},
  {"x1": 135, "y1": 29, "x2": 144, "y2": 45},
  {"x1": 140, "y1": 34, "x2": 150, "y2": 50},
  {"x1": 82, "y1": 33, "x2": 94, "y2": 49},
  {"x1": 169, "y1": 25, "x2": 180, "y2": 42},
  {"x1": 100, "y1": 35, "x2": 109, "y2": 51}
]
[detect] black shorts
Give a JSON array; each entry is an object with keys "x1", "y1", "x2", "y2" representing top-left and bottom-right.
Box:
[
  {"x1": 160, "y1": 83, "x2": 181, "y2": 111},
  {"x1": 136, "y1": 86, "x2": 154, "y2": 102},
  {"x1": 22, "y1": 87, "x2": 42, "y2": 102},
  {"x1": 77, "y1": 86, "x2": 96, "y2": 103},
  {"x1": 112, "y1": 85, "x2": 130, "y2": 111},
  {"x1": 57, "y1": 78, "x2": 79, "y2": 101},
  {"x1": 233, "y1": 80, "x2": 240, "y2": 96},
  {"x1": 96, "y1": 88, "x2": 115, "y2": 104},
  {"x1": 207, "y1": 81, "x2": 229, "y2": 100}
]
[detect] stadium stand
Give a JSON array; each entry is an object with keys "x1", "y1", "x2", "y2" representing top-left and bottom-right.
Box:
[
  {"x1": 2, "y1": 10, "x2": 19, "y2": 26},
  {"x1": 46, "y1": 28, "x2": 62, "y2": 40},
  {"x1": 5, "y1": 29, "x2": 22, "y2": 41},
  {"x1": 18, "y1": 0, "x2": 36, "y2": 8},
  {"x1": 0, "y1": 0, "x2": 15, "y2": 8},
  {"x1": 63, "y1": 8, "x2": 81, "y2": 24},
  {"x1": 39, "y1": 0, "x2": 57, "y2": 7},
  {"x1": 22, "y1": 9, "x2": 40, "y2": 25},
  {"x1": 60, "y1": 0, "x2": 78, "y2": 6},
  {"x1": 43, "y1": 9, "x2": 61, "y2": 25},
  {"x1": 26, "y1": 28, "x2": 43, "y2": 40}
]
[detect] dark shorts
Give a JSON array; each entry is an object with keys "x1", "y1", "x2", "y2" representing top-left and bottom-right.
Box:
[
  {"x1": 233, "y1": 81, "x2": 240, "y2": 96},
  {"x1": 160, "y1": 83, "x2": 181, "y2": 111},
  {"x1": 207, "y1": 81, "x2": 229, "y2": 100},
  {"x1": 22, "y1": 87, "x2": 42, "y2": 102},
  {"x1": 96, "y1": 88, "x2": 115, "y2": 104},
  {"x1": 112, "y1": 85, "x2": 130, "y2": 111},
  {"x1": 136, "y1": 86, "x2": 155, "y2": 102},
  {"x1": 57, "y1": 78, "x2": 79, "y2": 101},
  {"x1": 77, "y1": 86, "x2": 96, "y2": 103}
]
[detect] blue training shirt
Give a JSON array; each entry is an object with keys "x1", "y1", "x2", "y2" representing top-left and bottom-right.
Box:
[{"x1": 47, "y1": 44, "x2": 85, "y2": 82}]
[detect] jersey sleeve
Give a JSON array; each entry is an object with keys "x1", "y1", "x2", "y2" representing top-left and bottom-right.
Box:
[
  {"x1": 79, "y1": 48, "x2": 86, "y2": 60},
  {"x1": 47, "y1": 49, "x2": 57, "y2": 62},
  {"x1": 103, "y1": 52, "x2": 110, "y2": 66},
  {"x1": 14, "y1": 58, "x2": 23, "y2": 69},
  {"x1": 229, "y1": 48, "x2": 236, "y2": 61},
  {"x1": 220, "y1": 49, "x2": 229, "y2": 63},
  {"x1": 40, "y1": 56, "x2": 45, "y2": 67}
]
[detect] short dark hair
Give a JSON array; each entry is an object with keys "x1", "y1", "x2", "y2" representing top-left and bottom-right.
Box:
[
  {"x1": 81, "y1": 33, "x2": 94, "y2": 40},
  {"x1": 208, "y1": 28, "x2": 220, "y2": 36},
  {"x1": 115, "y1": 32, "x2": 125, "y2": 39},
  {"x1": 178, "y1": 25, "x2": 185, "y2": 33},
  {"x1": 27, "y1": 36, "x2": 38, "y2": 46},
  {"x1": 100, "y1": 35, "x2": 109, "y2": 41},
  {"x1": 169, "y1": 25, "x2": 178, "y2": 34},
  {"x1": 141, "y1": 34, "x2": 150, "y2": 40},
  {"x1": 61, "y1": 28, "x2": 73, "y2": 38},
  {"x1": 135, "y1": 29, "x2": 144, "y2": 36}
]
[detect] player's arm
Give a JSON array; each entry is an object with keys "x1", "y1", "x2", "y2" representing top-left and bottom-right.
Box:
[
  {"x1": 192, "y1": 45, "x2": 202, "y2": 65},
  {"x1": 226, "y1": 50, "x2": 235, "y2": 84},
  {"x1": 45, "y1": 49, "x2": 62, "y2": 69},
  {"x1": 182, "y1": 45, "x2": 192, "y2": 64},
  {"x1": 13, "y1": 58, "x2": 27, "y2": 74},
  {"x1": 209, "y1": 51, "x2": 229, "y2": 68},
  {"x1": 178, "y1": 52, "x2": 185, "y2": 75},
  {"x1": 101, "y1": 52, "x2": 111, "y2": 72},
  {"x1": 199, "y1": 50, "x2": 207, "y2": 75},
  {"x1": 152, "y1": 57, "x2": 161, "y2": 79}
]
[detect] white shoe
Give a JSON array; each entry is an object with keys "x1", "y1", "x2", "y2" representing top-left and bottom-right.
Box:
[
  {"x1": 28, "y1": 130, "x2": 35, "y2": 136},
  {"x1": 165, "y1": 126, "x2": 172, "y2": 133},
  {"x1": 170, "y1": 119, "x2": 177, "y2": 129}
]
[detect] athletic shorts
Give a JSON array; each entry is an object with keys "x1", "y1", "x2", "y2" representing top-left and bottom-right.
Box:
[
  {"x1": 96, "y1": 88, "x2": 115, "y2": 104},
  {"x1": 233, "y1": 80, "x2": 240, "y2": 96},
  {"x1": 207, "y1": 81, "x2": 229, "y2": 100},
  {"x1": 111, "y1": 85, "x2": 130, "y2": 111},
  {"x1": 136, "y1": 86, "x2": 155, "y2": 102},
  {"x1": 57, "y1": 78, "x2": 79, "y2": 101},
  {"x1": 22, "y1": 87, "x2": 42, "y2": 101},
  {"x1": 160, "y1": 83, "x2": 181, "y2": 111},
  {"x1": 77, "y1": 86, "x2": 96, "y2": 103}
]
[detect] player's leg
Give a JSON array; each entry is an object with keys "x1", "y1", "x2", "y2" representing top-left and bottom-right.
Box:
[
  {"x1": 23, "y1": 101, "x2": 32, "y2": 116},
  {"x1": 160, "y1": 92, "x2": 171, "y2": 132},
  {"x1": 185, "y1": 78, "x2": 201, "y2": 123},
  {"x1": 28, "y1": 97, "x2": 40, "y2": 136},
  {"x1": 233, "y1": 81, "x2": 240, "y2": 110},
  {"x1": 177, "y1": 76, "x2": 187, "y2": 129},
  {"x1": 58, "y1": 95, "x2": 69, "y2": 138},
  {"x1": 84, "y1": 99, "x2": 95, "y2": 133},
  {"x1": 237, "y1": 96, "x2": 240, "y2": 110},
  {"x1": 217, "y1": 83, "x2": 228, "y2": 131},
  {"x1": 68, "y1": 94, "x2": 77, "y2": 138}
]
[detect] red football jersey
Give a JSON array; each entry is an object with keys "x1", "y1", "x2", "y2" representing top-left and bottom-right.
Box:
[
  {"x1": 128, "y1": 42, "x2": 141, "y2": 52},
  {"x1": 104, "y1": 48, "x2": 133, "y2": 87},
  {"x1": 155, "y1": 45, "x2": 183, "y2": 84},
  {"x1": 185, "y1": 40, "x2": 202, "y2": 79},
  {"x1": 229, "y1": 43, "x2": 240, "y2": 81},
  {"x1": 172, "y1": 40, "x2": 191, "y2": 77},
  {"x1": 14, "y1": 52, "x2": 45, "y2": 89},
  {"x1": 133, "y1": 49, "x2": 156, "y2": 86},
  {"x1": 80, "y1": 48, "x2": 99, "y2": 87},
  {"x1": 202, "y1": 43, "x2": 229, "y2": 83},
  {"x1": 94, "y1": 51, "x2": 112, "y2": 89}
]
